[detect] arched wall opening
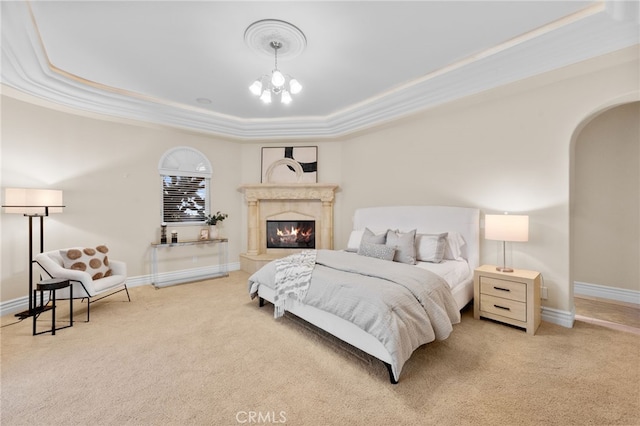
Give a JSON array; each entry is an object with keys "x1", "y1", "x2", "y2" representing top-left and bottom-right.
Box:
[{"x1": 569, "y1": 95, "x2": 640, "y2": 317}]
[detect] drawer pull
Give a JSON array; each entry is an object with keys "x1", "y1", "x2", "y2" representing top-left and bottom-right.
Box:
[
  {"x1": 493, "y1": 286, "x2": 511, "y2": 292},
  {"x1": 494, "y1": 304, "x2": 511, "y2": 311}
]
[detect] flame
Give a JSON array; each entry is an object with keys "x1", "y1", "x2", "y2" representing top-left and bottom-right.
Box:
[{"x1": 269, "y1": 223, "x2": 314, "y2": 246}]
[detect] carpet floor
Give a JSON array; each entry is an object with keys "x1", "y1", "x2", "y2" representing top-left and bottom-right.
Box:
[{"x1": 1, "y1": 271, "x2": 639, "y2": 426}]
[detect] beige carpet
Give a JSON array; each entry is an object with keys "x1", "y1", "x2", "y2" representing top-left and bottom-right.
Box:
[{"x1": 1, "y1": 271, "x2": 639, "y2": 426}]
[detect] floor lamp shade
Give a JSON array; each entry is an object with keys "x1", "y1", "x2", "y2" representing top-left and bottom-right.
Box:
[
  {"x1": 3, "y1": 188, "x2": 64, "y2": 215},
  {"x1": 485, "y1": 214, "x2": 529, "y2": 272}
]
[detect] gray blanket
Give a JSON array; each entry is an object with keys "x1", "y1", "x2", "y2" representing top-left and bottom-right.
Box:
[{"x1": 248, "y1": 249, "x2": 461, "y2": 380}]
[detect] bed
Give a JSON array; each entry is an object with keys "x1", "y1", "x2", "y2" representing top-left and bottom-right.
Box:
[{"x1": 248, "y1": 205, "x2": 480, "y2": 383}]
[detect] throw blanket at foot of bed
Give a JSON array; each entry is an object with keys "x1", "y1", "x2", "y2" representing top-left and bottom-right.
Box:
[
  {"x1": 248, "y1": 249, "x2": 461, "y2": 382},
  {"x1": 273, "y1": 250, "x2": 317, "y2": 318}
]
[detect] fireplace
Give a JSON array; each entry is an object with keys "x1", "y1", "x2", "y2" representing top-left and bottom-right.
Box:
[
  {"x1": 238, "y1": 183, "x2": 338, "y2": 273},
  {"x1": 267, "y1": 220, "x2": 315, "y2": 249}
]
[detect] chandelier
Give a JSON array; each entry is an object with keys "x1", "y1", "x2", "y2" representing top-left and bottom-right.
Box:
[{"x1": 249, "y1": 41, "x2": 302, "y2": 104}]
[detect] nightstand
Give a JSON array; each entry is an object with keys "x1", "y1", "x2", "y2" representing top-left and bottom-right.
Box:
[{"x1": 473, "y1": 265, "x2": 541, "y2": 335}]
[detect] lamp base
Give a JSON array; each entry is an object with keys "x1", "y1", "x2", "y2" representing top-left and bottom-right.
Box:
[{"x1": 496, "y1": 266, "x2": 514, "y2": 273}]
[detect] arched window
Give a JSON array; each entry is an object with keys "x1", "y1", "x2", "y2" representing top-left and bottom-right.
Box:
[{"x1": 158, "y1": 147, "x2": 212, "y2": 224}]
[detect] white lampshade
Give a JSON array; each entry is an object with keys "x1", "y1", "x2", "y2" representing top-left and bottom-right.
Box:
[
  {"x1": 271, "y1": 70, "x2": 285, "y2": 87},
  {"x1": 260, "y1": 89, "x2": 272, "y2": 104},
  {"x1": 280, "y1": 90, "x2": 292, "y2": 104},
  {"x1": 3, "y1": 188, "x2": 64, "y2": 215},
  {"x1": 485, "y1": 214, "x2": 529, "y2": 242},
  {"x1": 289, "y1": 78, "x2": 302, "y2": 94},
  {"x1": 249, "y1": 80, "x2": 262, "y2": 96}
]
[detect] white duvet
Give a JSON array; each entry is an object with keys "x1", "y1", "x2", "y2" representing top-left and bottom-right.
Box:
[{"x1": 249, "y1": 249, "x2": 461, "y2": 381}]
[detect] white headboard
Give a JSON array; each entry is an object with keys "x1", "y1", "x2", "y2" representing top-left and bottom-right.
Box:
[{"x1": 352, "y1": 205, "x2": 480, "y2": 270}]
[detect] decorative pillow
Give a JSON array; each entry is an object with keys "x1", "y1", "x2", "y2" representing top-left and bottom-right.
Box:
[
  {"x1": 385, "y1": 229, "x2": 417, "y2": 264},
  {"x1": 60, "y1": 245, "x2": 112, "y2": 280},
  {"x1": 360, "y1": 227, "x2": 387, "y2": 245},
  {"x1": 444, "y1": 232, "x2": 466, "y2": 260},
  {"x1": 346, "y1": 230, "x2": 365, "y2": 252},
  {"x1": 357, "y1": 242, "x2": 396, "y2": 261},
  {"x1": 416, "y1": 233, "x2": 448, "y2": 263}
]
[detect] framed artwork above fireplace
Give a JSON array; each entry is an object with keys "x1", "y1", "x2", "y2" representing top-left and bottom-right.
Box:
[{"x1": 261, "y1": 146, "x2": 317, "y2": 183}]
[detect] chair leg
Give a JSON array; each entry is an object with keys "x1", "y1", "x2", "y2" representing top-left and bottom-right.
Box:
[{"x1": 124, "y1": 284, "x2": 131, "y2": 302}]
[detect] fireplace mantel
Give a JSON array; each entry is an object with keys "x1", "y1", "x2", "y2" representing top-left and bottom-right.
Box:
[
  {"x1": 239, "y1": 183, "x2": 338, "y2": 202},
  {"x1": 238, "y1": 183, "x2": 339, "y2": 273}
]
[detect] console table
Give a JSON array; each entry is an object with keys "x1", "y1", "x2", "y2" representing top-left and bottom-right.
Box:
[{"x1": 150, "y1": 238, "x2": 229, "y2": 288}]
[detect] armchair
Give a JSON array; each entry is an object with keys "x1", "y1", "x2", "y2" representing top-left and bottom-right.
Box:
[{"x1": 34, "y1": 247, "x2": 130, "y2": 321}]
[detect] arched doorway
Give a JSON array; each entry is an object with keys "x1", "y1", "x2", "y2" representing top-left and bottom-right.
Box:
[{"x1": 570, "y1": 101, "x2": 640, "y2": 331}]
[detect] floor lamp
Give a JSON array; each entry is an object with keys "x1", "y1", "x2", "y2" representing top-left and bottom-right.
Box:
[
  {"x1": 2, "y1": 188, "x2": 65, "y2": 319},
  {"x1": 485, "y1": 213, "x2": 529, "y2": 273}
]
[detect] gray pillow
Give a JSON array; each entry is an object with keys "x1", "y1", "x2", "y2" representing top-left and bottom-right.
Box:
[
  {"x1": 385, "y1": 229, "x2": 417, "y2": 264},
  {"x1": 357, "y1": 242, "x2": 396, "y2": 261},
  {"x1": 360, "y1": 227, "x2": 387, "y2": 245}
]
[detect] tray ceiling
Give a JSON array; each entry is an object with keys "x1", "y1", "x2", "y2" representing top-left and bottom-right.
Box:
[{"x1": 1, "y1": 1, "x2": 638, "y2": 140}]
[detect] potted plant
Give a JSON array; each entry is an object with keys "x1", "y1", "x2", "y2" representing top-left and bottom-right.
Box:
[{"x1": 204, "y1": 211, "x2": 228, "y2": 238}]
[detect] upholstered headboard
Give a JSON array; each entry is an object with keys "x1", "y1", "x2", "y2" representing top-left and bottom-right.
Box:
[{"x1": 352, "y1": 205, "x2": 480, "y2": 270}]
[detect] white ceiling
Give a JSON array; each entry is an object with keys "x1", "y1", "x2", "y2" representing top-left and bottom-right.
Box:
[{"x1": 2, "y1": 1, "x2": 639, "y2": 140}]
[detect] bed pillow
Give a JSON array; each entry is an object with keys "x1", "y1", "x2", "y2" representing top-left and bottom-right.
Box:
[
  {"x1": 360, "y1": 227, "x2": 387, "y2": 245},
  {"x1": 60, "y1": 245, "x2": 112, "y2": 280},
  {"x1": 346, "y1": 230, "x2": 365, "y2": 252},
  {"x1": 357, "y1": 242, "x2": 396, "y2": 261},
  {"x1": 444, "y1": 231, "x2": 466, "y2": 260},
  {"x1": 385, "y1": 229, "x2": 417, "y2": 264},
  {"x1": 416, "y1": 233, "x2": 448, "y2": 263}
]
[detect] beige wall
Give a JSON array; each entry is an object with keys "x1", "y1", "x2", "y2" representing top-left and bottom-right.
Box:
[
  {"x1": 1, "y1": 97, "x2": 243, "y2": 301},
  {"x1": 572, "y1": 102, "x2": 639, "y2": 292},
  {"x1": 2, "y1": 46, "x2": 639, "y2": 317}
]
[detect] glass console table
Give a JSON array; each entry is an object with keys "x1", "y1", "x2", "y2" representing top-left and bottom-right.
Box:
[{"x1": 150, "y1": 238, "x2": 229, "y2": 288}]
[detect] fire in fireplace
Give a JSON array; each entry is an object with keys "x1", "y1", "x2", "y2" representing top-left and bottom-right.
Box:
[{"x1": 267, "y1": 220, "x2": 315, "y2": 249}]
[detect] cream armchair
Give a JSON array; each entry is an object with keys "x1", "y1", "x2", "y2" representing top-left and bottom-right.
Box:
[{"x1": 34, "y1": 248, "x2": 130, "y2": 321}]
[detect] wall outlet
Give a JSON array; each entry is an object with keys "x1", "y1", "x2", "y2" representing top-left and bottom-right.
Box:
[
  {"x1": 192, "y1": 256, "x2": 198, "y2": 263},
  {"x1": 541, "y1": 286, "x2": 548, "y2": 300}
]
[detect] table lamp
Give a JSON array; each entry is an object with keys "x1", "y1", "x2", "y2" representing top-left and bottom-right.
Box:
[{"x1": 485, "y1": 213, "x2": 529, "y2": 273}]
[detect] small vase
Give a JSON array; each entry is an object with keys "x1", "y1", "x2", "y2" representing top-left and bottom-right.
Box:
[{"x1": 209, "y1": 225, "x2": 219, "y2": 239}]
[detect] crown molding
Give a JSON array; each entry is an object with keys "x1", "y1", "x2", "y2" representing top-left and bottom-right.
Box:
[{"x1": 2, "y1": 2, "x2": 638, "y2": 141}]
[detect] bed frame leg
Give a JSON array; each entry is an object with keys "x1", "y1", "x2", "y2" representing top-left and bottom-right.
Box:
[
  {"x1": 384, "y1": 363, "x2": 398, "y2": 384},
  {"x1": 259, "y1": 297, "x2": 265, "y2": 307}
]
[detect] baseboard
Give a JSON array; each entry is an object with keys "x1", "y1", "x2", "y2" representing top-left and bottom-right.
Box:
[
  {"x1": 0, "y1": 262, "x2": 241, "y2": 317},
  {"x1": 542, "y1": 306, "x2": 575, "y2": 329},
  {"x1": 149, "y1": 262, "x2": 240, "y2": 288},
  {"x1": 574, "y1": 281, "x2": 640, "y2": 305}
]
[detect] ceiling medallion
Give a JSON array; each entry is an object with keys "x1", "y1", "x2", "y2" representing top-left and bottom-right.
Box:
[{"x1": 244, "y1": 19, "x2": 307, "y2": 60}]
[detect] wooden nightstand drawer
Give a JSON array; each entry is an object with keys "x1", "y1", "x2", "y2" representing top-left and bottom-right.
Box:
[
  {"x1": 480, "y1": 294, "x2": 527, "y2": 322},
  {"x1": 474, "y1": 265, "x2": 541, "y2": 335},
  {"x1": 480, "y1": 276, "x2": 526, "y2": 302}
]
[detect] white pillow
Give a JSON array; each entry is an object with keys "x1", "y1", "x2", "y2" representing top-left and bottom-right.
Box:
[
  {"x1": 59, "y1": 245, "x2": 112, "y2": 280},
  {"x1": 416, "y1": 233, "x2": 448, "y2": 263},
  {"x1": 346, "y1": 230, "x2": 365, "y2": 252},
  {"x1": 444, "y1": 231, "x2": 466, "y2": 260}
]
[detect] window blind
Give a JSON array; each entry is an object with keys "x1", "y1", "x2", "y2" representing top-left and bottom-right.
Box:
[{"x1": 162, "y1": 175, "x2": 207, "y2": 223}]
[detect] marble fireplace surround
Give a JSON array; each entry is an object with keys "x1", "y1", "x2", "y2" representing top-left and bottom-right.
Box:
[{"x1": 238, "y1": 183, "x2": 339, "y2": 273}]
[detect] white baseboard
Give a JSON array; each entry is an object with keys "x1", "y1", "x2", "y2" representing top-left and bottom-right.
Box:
[
  {"x1": 0, "y1": 262, "x2": 240, "y2": 317},
  {"x1": 574, "y1": 281, "x2": 640, "y2": 305},
  {"x1": 542, "y1": 306, "x2": 575, "y2": 329}
]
